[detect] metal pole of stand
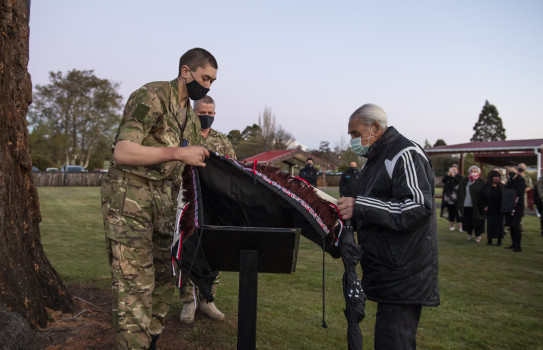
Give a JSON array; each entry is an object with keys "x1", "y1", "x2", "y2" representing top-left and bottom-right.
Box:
[{"x1": 237, "y1": 250, "x2": 258, "y2": 350}]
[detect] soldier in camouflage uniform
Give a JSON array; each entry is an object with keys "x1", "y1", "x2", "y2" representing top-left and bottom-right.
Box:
[
  {"x1": 179, "y1": 95, "x2": 236, "y2": 324},
  {"x1": 101, "y1": 48, "x2": 217, "y2": 350},
  {"x1": 197, "y1": 95, "x2": 236, "y2": 158}
]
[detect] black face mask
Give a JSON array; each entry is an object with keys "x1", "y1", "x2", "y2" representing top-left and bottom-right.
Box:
[
  {"x1": 518, "y1": 168, "x2": 525, "y2": 173},
  {"x1": 186, "y1": 71, "x2": 209, "y2": 100},
  {"x1": 198, "y1": 114, "x2": 214, "y2": 129},
  {"x1": 509, "y1": 171, "x2": 516, "y2": 178},
  {"x1": 349, "y1": 167, "x2": 357, "y2": 171},
  {"x1": 306, "y1": 164, "x2": 313, "y2": 168}
]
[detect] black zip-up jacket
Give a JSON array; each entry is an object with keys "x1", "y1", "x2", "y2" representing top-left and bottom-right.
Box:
[
  {"x1": 505, "y1": 175, "x2": 526, "y2": 217},
  {"x1": 339, "y1": 167, "x2": 359, "y2": 197},
  {"x1": 352, "y1": 127, "x2": 439, "y2": 306},
  {"x1": 299, "y1": 165, "x2": 318, "y2": 187}
]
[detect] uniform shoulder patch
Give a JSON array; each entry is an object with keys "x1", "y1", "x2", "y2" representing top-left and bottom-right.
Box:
[{"x1": 134, "y1": 104, "x2": 151, "y2": 122}]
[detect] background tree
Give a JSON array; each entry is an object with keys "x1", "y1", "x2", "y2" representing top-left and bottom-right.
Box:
[
  {"x1": 227, "y1": 106, "x2": 296, "y2": 160},
  {"x1": 311, "y1": 141, "x2": 337, "y2": 165},
  {"x1": 227, "y1": 129, "x2": 242, "y2": 144},
  {"x1": 273, "y1": 125, "x2": 295, "y2": 149},
  {"x1": 258, "y1": 106, "x2": 296, "y2": 151},
  {"x1": 433, "y1": 139, "x2": 447, "y2": 147},
  {"x1": 259, "y1": 106, "x2": 276, "y2": 151},
  {"x1": 471, "y1": 100, "x2": 506, "y2": 142},
  {"x1": 0, "y1": 0, "x2": 74, "y2": 345},
  {"x1": 228, "y1": 123, "x2": 266, "y2": 160},
  {"x1": 28, "y1": 69, "x2": 122, "y2": 169},
  {"x1": 241, "y1": 123, "x2": 262, "y2": 142}
]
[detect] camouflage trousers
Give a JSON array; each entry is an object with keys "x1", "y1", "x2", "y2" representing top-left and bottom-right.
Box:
[
  {"x1": 102, "y1": 169, "x2": 176, "y2": 350},
  {"x1": 180, "y1": 272, "x2": 221, "y2": 304}
]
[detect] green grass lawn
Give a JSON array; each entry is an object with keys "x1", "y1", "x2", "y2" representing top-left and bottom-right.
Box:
[{"x1": 38, "y1": 187, "x2": 543, "y2": 349}]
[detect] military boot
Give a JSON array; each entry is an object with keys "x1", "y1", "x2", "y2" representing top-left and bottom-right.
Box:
[
  {"x1": 180, "y1": 301, "x2": 196, "y2": 323},
  {"x1": 199, "y1": 301, "x2": 225, "y2": 320},
  {"x1": 148, "y1": 335, "x2": 159, "y2": 350}
]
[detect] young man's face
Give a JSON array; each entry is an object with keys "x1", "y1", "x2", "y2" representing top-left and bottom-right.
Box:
[
  {"x1": 195, "y1": 102, "x2": 215, "y2": 117},
  {"x1": 181, "y1": 64, "x2": 217, "y2": 89}
]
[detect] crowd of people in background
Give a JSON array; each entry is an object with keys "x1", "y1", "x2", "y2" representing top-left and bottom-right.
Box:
[{"x1": 440, "y1": 163, "x2": 542, "y2": 252}]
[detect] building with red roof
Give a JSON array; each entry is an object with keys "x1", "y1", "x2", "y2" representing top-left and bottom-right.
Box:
[
  {"x1": 242, "y1": 150, "x2": 336, "y2": 173},
  {"x1": 426, "y1": 138, "x2": 543, "y2": 178}
]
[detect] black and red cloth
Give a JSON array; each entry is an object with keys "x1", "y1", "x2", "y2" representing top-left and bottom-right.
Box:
[{"x1": 171, "y1": 153, "x2": 342, "y2": 301}]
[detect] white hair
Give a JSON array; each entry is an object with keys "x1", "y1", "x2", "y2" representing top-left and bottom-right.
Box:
[
  {"x1": 350, "y1": 103, "x2": 388, "y2": 130},
  {"x1": 468, "y1": 165, "x2": 481, "y2": 173}
]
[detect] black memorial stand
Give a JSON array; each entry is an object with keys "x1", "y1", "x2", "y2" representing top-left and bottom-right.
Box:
[{"x1": 201, "y1": 225, "x2": 301, "y2": 350}]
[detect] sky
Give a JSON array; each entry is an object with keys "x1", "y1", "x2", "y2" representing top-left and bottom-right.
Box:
[{"x1": 28, "y1": 0, "x2": 543, "y2": 151}]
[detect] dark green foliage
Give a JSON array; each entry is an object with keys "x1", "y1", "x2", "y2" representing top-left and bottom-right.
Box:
[
  {"x1": 433, "y1": 139, "x2": 447, "y2": 147},
  {"x1": 87, "y1": 155, "x2": 106, "y2": 171},
  {"x1": 226, "y1": 129, "x2": 242, "y2": 143},
  {"x1": 31, "y1": 154, "x2": 55, "y2": 170},
  {"x1": 28, "y1": 69, "x2": 122, "y2": 169},
  {"x1": 229, "y1": 124, "x2": 266, "y2": 160},
  {"x1": 241, "y1": 123, "x2": 262, "y2": 141},
  {"x1": 471, "y1": 100, "x2": 506, "y2": 142}
]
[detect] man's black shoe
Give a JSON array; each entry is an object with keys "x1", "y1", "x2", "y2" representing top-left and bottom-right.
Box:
[
  {"x1": 504, "y1": 245, "x2": 514, "y2": 249},
  {"x1": 513, "y1": 248, "x2": 522, "y2": 252}
]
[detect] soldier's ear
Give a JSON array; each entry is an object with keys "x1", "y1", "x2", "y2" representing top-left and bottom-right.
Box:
[{"x1": 180, "y1": 65, "x2": 191, "y2": 79}]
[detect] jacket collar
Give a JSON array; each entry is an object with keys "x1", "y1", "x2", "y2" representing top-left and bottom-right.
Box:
[
  {"x1": 366, "y1": 126, "x2": 398, "y2": 161},
  {"x1": 169, "y1": 78, "x2": 196, "y2": 126}
]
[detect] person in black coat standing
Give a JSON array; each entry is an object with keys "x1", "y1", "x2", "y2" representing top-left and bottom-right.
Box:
[
  {"x1": 504, "y1": 165, "x2": 526, "y2": 252},
  {"x1": 482, "y1": 170, "x2": 504, "y2": 246},
  {"x1": 457, "y1": 165, "x2": 486, "y2": 242},
  {"x1": 337, "y1": 104, "x2": 439, "y2": 350},
  {"x1": 298, "y1": 158, "x2": 319, "y2": 187},
  {"x1": 442, "y1": 165, "x2": 463, "y2": 231},
  {"x1": 339, "y1": 161, "x2": 359, "y2": 197}
]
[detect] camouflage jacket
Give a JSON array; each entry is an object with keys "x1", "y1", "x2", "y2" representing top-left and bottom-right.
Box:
[
  {"x1": 112, "y1": 79, "x2": 203, "y2": 181},
  {"x1": 202, "y1": 128, "x2": 236, "y2": 159},
  {"x1": 522, "y1": 173, "x2": 533, "y2": 189}
]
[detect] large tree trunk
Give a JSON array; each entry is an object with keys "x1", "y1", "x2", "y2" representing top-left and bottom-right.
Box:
[{"x1": 0, "y1": 0, "x2": 74, "y2": 332}]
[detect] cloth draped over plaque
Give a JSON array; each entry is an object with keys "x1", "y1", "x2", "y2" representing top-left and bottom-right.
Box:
[
  {"x1": 171, "y1": 152, "x2": 342, "y2": 301},
  {"x1": 171, "y1": 153, "x2": 366, "y2": 348}
]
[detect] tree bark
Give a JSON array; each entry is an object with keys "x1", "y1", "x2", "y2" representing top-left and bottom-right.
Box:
[{"x1": 0, "y1": 0, "x2": 75, "y2": 332}]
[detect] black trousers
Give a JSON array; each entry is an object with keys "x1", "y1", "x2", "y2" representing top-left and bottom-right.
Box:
[
  {"x1": 374, "y1": 303, "x2": 422, "y2": 350},
  {"x1": 462, "y1": 207, "x2": 484, "y2": 236},
  {"x1": 506, "y1": 215, "x2": 522, "y2": 250},
  {"x1": 448, "y1": 204, "x2": 461, "y2": 223}
]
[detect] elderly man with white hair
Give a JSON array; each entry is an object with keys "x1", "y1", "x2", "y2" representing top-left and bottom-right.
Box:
[{"x1": 337, "y1": 104, "x2": 439, "y2": 350}]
